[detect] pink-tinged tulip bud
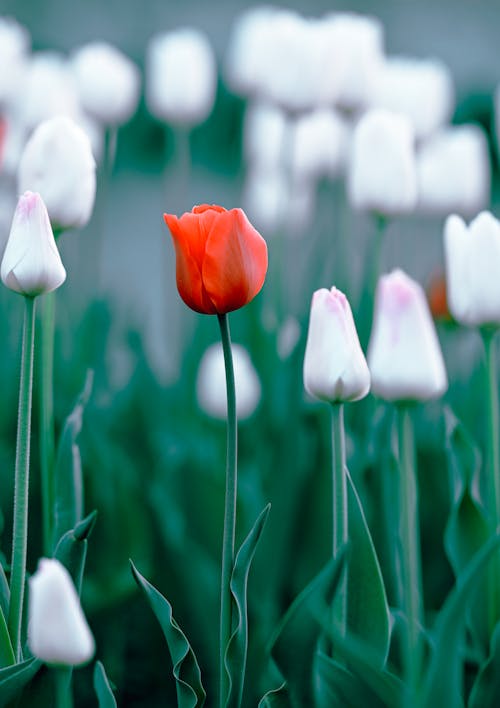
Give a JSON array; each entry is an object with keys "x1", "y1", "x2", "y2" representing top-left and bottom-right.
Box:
[
  {"x1": 444, "y1": 211, "x2": 500, "y2": 327},
  {"x1": 71, "y1": 42, "x2": 141, "y2": 126},
  {"x1": 18, "y1": 116, "x2": 96, "y2": 230},
  {"x1": 367, "y1": 269, "x2": 448, "y2": 401},
  {"x1": 196, "y1": 342, "x2": 261, "y2": 420},
  {"x1": 1, "y1": 191, "x2": 66, "y2": 296},
  {"x1": 348, "y1": 109, "x2": 418, "y2": 216},
  {"x1": 416, "y1": 125, "x2": 490, "y2": 217},
  {"x1": 146, "y1": 28, "x2": 216, "y2": 127},
  {"x1": 28, "y1": 558, "x2": 95, "y2": 666},
  {"x1": 304, "y1": 287, "x2": 370, "y2": 403}
]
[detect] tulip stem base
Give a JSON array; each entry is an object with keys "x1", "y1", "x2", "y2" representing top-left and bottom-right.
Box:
[
  {"x1": 40, "y1": 290, "x2": 56, "y2": 554},
  {"x1": 331, "y1": 403, "x2": 348, "y2": 638},
  {"x1": 54, "y1": 667, "x2": 73, "y2": 708},
  {"x1": 8, "y1": 295, "x2": 36, "y2": 661},
  {"x1": 217, "y1": 313, "x2": 237, "y2": 708}
]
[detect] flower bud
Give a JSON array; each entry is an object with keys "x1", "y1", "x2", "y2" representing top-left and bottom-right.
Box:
[
  {"x1": 146, "y1": 28, "x2": 217, "y2": 127},
  {"x1": 71, "y1": 42, "x2": 140, "y2": 126},
  {"x1": 18, "y1": 116, "x2": 96, "y2": 230},
  {"x1": 367, "y1": 269, "x2": 448, "y2": 401},
  {"x1": 28, "y1": 558, "x2": 95, "y2": 666},
  {"x1": 243, "y1": 102, "x2": 288, "y2": 172},
  {"x1": 348, "y1": 109, "x2": 418, "y2": 215},
  {"x1": 196, "y1": 342, "x2": 261, "y2": 420},
  {"x1": 444, "y1": 211, "x2": 500, "y2": 327},
  {"x1": 0, "y1": 17, "x2": 30, "y2": 106},
  {"x1": 289, "y1": 108, "x2": 349, "y2": 183},
  {"x1": 304, "y1": 287, "x2": 370, "y2": 403},
  {"x1": 1, "y1": 191, "x2": 66, "y2": 296}
]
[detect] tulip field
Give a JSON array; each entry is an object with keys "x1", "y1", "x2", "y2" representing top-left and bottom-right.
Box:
[{"x1": 1, "y1": 3, "x2": 500, "y2": 707}]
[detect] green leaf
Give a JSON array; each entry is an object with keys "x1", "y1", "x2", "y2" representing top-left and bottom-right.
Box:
[
  {"x1": 269, "y1": 550, "x2": 347, "y2": 707},
  {"x1": 346, "y1": 468, "x2": 390, "y2": 664},
  {"x1": 225, "y1": 504, "x2": 270, "y2": 708},
  {"x1": 258, "y1": 683, "x2": 290, "y2": 707},
  {"x1": 130, "y1": 561, "x2": 206, "y2": 708},
  {"x1": 52, "y1": 371, "x2": 93, "y2": 550},
  {"x1": 314, "y1": 650, "x2": 389, "y2": 708},
  {"x1": 0, "y1": 605, "x2": 14, "y2": 669},
  {"x1": 94, "y1": 660, "x2": 117, "y2": 708},
  {"x1": 468, "y1": 622, "x2": 500, "y2": 708},
  {"x1": 421, "y1": 535, "x2": 500, "y2": 708},
  {"x1": 54, "y1": 510, "x2": 98, "y2": 595},
  {"x1": 0, "y1": 565, "x2": 9, "y2": 621},
  {"x1": 0, "y1": 657, "x2": 41, "y2": 708}
]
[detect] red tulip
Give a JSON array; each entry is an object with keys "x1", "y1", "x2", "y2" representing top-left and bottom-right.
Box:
[{"x1": 164, "y1": 204, "x2": 268, "y2": 314}]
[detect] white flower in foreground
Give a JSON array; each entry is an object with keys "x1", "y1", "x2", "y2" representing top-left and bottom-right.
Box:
[
  {"x1": 444, "y1": 211, "x2": 500, "y2": 327},
  {"x1": 289, "y1": 109, "x2": 350, "y2": 183},
  {"x1": 370, "y1": 56, "x2": 454, "y2": 140},
  {"x1": 368, "y1": 269, "x2": 447, "y2": 401},
  {"x1": 416, "y1": 125, "x2": 490, "y2": 216},
  {"x1": 71, "y1": 41, "x2": 141, "y2": 126},
  {"x1": 1, "y1": 191, "x2": 66, "y2": 296},
  {"x1": 304, "y1": 287, "x2": 370, "y2": 403},
  {"x1": 18, "y1": 116, "x2": 96, "y2": 230},
  {"x1": 196, "y1": 343, "x2": 261, "y2": 420},
  {"x1": 146, "y1": 28, "x2": 216, "y2": 126},
  {"x1": 28, "y1": 558, "x2": 94, "y2": 666},
  {"x1": 348, "y1": 109, "x2": 417, "y2": 215}
]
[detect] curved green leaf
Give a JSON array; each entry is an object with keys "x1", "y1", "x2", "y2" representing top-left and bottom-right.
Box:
[
  {"x1": 130, "y1": 561, "x2": 206, "y2": 708},
  {"x1": 468, "y1": 622, "x2": 500, "y2": 708},
  {"x1": 258, "y1": 682, "x2": 290, "y2": 707},
  {"x1": 54, "y1": 510, "x2": 98, "y2": 595},
  {"x1": 0, "y1": 605, "x2": 14, "y2": 669},
  {"x1": 0, "y1": 565, "x2": 9, "y2": 621},
  {"x1": 346, "y1": 468, "x2": 390, "y2": 664},
  {"x1": 314, "y1": 650, "x2": 387, "y2": 708},
  {"x1": 225, "y1": 504, "x2": 270, "y2": 708},
  {"x1": 94, "y1": 660, "x2": 117, "y2": 708},
  {"x1": 0, "y1": 657, "x2": 41, "y2": 708}
]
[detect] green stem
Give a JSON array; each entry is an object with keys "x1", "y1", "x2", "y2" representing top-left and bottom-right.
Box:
[
  {"x1": 54, "y1": 667, "x2": 73, "y2": 708},
  {"x1": 360, "y1": 214, "x2": 387, "y2": 349},
  {"x1": 39, "y1": 290, "x2": 56, "y2": 554},
  {"x1": 217, "y1": 313, "x2": 238, "y2": 708},
  {"x1": 397, "y1": 404, "x2": 423, "y2": 703},
  {"x1": 8, "y1": 295, "x2": 37, "y2": 661},
  {"x1": 331, "y1": 403, "x2": 348, "y2": 638}
]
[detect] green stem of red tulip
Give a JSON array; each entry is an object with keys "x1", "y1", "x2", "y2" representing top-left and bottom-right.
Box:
[
  {"x1": 8, "y1": 295, "x2": 36, "y2": 661},
  {"x1": 40, "y1": 290, "x2": 56, "y2": 554},
  {"x1": 218, "y1": 313, "x2": 237, "y2": 708},
  {"x1": 397, "y1": 404, "x2": 423, "y2": 704},
  {"x1": 331, "y1": 403, "x2": 348, "y2": 638}
]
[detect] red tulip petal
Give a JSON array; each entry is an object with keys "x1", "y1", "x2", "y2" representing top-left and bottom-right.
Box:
[{"x1": 193, "y1": 204, "x2": 227, "y2": 215}]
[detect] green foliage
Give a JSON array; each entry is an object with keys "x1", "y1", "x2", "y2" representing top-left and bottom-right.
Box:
[
  {"x1": 93, "y1": 661, "x2": 117, "y2": 708},
  {"x1": 0, "y1": 658, "x2": 41, "y2": 708}
]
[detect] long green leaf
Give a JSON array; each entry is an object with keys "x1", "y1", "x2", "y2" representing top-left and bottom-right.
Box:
[
  {"x1": 258, "y1": 682, "x2": 290, "y2": 707},
  {"x1": 225, "y1": 504, "x2": 270, "y2": 708},
  {"x1": 54, "y1": 510, "x2": 98, "y2": 595},
  {"x1": 0, "y1": 605, "x2": 14, "y2": 669},
  {"x1": 94, "y1": 660, "x2": 117, "y2": 708},
  {"x1": 130, "y1": 561, "x2": 206, "y2": 708},
  {"x1": 0, "y1": 657, "x2": 41, "y2": 708},
  {"x1": 468, "y1": 622, "x2": 500, "y2": 708},
  {"x1": 314, "y1": 650, "x2": 388, "y2": 708},
  {"x1": 269, "y1": 550, "x2": 347, "y2": 707},
  {"x1": 0, "y1": 565, "x2": 9, "y2": 621},
  {"x1": 421, "y1": 535, "x2": 500, "y2": 708},
  {"x1": 52, "y1": 371, "x2": 93, "y2": 550}
]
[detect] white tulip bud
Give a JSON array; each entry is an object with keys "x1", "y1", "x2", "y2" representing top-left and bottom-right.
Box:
[
  {"x1": 416, "y1": 125, "x2": 490, "y2": 217},
  {"x1": 367, "y1": 269, "x2": 448, "y2": 401},
  {"x1": 0, "y1": 17, "x2": 30, "y2": 106},
  {"x1": 146, "y1": 28, "x2": 217, "y2": 127},
  {"x1": 196, "y1": 343, "x2": 261, "y2": 420},
  {"x1": 1, "y1": 191, "x2": 66, "y2": 296},
  {"x1": 71, "y1": 42, "x2": 141, "y2": 126},
  {"x1": 243, "y1": 102, "x2": 288, "y2": 172},
  {"x1": 444, "y1": 211, "x2": 500, "y2": 328},
  {"x1": 289, "y1": 108, "x2": 350, "y2": 182},
  {"x1": 18, "y1": 116, "x2": 96, "y2": 230},
  {"x1": 304, "y1": 287, "x2": 370, "y2": 403},
  {"x1": 369, "y1": 56, "x2": 454, "y2": 140},
  {"x1": 242, "y1": 166, "x2": 288, "y2": 235},
  {"x1": 348, "y1": 109, "x2": 418, "y2": 215},
  {"x1": 28, "y1": 558, "x2": 95, "y2": 666}
]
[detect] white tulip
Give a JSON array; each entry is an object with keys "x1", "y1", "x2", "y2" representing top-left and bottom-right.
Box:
[
  {"x1": 0, "y1": 16, "x2": 30, "y2": 106},
  {"x1": 196, "y1": 343, "x2": 261, "y2": 420},
  {"x1": 28, "y1": 558, "x2": 95, "y2": 666},
  {"x1": 348, "y1": 109, "x2": 418, "y2": 215},
  {"x1": 368, "y1": 269, "x2": 448, "y2": 401},
  {"x1": 18, "y1": 116, "x2": 96, "y2": 230},
  {"x1": 444, "y1": 211, "x2": 500, "y2": 328},
  {"x1": 416, "y1": 125, "x2": 490, "y2": 216},
  {"x1": 304, "y1": 287, "x2": 370, "y2": 403},
  {"x1": 243, "y1": 102, "x2": 288, "y2": 172},
  {"x1": 146, "y1": 28, "x2": 216, "y2": 127},
  {"x1": 242, "y1": 166, "x2": 288, "y2": 235},
  {"x1": 289, "y1": 108, "x2": 350, "y2": 182},
  {"x1": 1, "y1": 191, "x2": 66, "y2": 296},
  {"x1": 370, "y1": 56, "x2": 454, "y2": 140}
]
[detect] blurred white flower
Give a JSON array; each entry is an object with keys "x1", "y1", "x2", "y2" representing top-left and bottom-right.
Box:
[
  {"x1": 289, "y1": 108, "x2": 350, "y2": 183},
  {"x1": 146, "y1": 28, "x2": 217, "y2": 127},
  {"x1": 1, "y1": 191, "x2": 66, "y2": 296},
  {"x1": 242, "y1": 166, "x2": 288, "y2": 235},
  {"x1": 277, "y1": 315, "x2": 301, "y2": 360},
  {"x1": 348, "y1": 109, "x2": 417, "y2": 215},
  {"x1": 18, "y1": 116, "x2": 96, "y2": 230},
  {"x1": 416, "y1": 125, "x2": 490, "y2": 216},
  {"x1": 196, "y1": 342, "x2": 261, "y2": 420},
  {"x1": 444, "y1": 211, "x2": 500, "y2": 327},
  {"x1": 243, "y1": 102, "x2": 288, "y2": 172},
  {"x1": 304, "y1": 286, "x2": 370, "y2": 403},
  {"x1": 71, "y1": 41, "x2": 141, "y2": 126},
  {"x1": 28, "y1": 558, "x2": 95, "y2": 666},
  {"x1": 0, "y1": 16, "x2": 30, "y2": 106},
  {"x1": 369, "y1": 56, "x2": 454, "y2": 140},
  {"x1": 367, "y1": 269, "x2": 447, "y2": 401}
]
